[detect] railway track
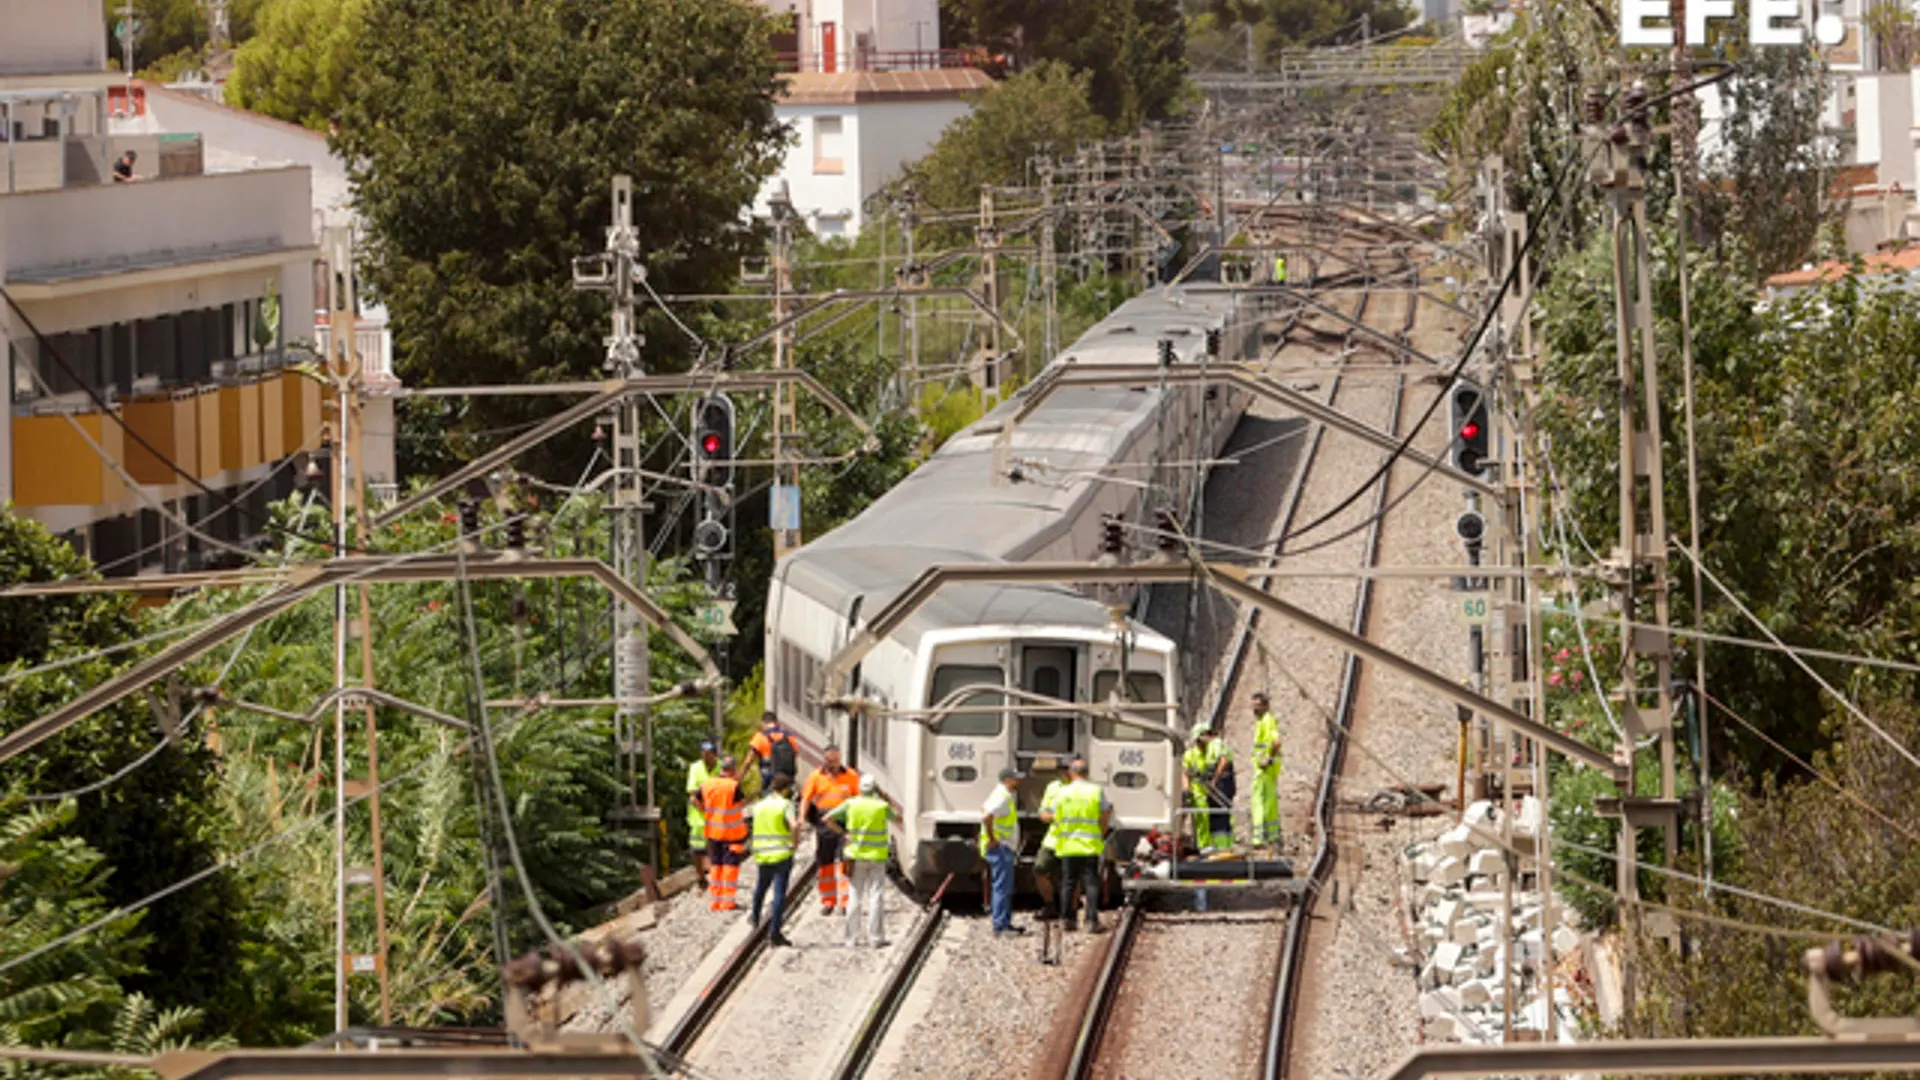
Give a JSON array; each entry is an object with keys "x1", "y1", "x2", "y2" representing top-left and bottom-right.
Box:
[
  {"x1": 659, "y1": 863, "x2": 951, "y2": 1080},
  {"x1": 1038, "y1": 226, "x2": 1422, "y2": 1080}
]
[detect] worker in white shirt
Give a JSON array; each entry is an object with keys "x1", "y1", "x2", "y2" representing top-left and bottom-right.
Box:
[{"x1": 980, "y1": 766, "x2": 1026, "y2": 937}]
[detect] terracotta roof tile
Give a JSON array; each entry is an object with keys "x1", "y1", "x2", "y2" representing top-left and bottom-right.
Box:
[
  {"x1": 1765, "y1": 246, "x2": 1920, "y2": 288},
  {"x1": 776, "y1": 68, "x2": 994, "y2": 105}
]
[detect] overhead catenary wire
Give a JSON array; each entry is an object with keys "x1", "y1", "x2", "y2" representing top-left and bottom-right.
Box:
[{"x1": 1673, "y1": 541, "x2": 1920, "y2": 775}]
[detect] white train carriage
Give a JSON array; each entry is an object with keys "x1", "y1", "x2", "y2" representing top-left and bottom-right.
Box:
[{"x1": 764, "y1": 287, "x2": 1258, "y2": 891}]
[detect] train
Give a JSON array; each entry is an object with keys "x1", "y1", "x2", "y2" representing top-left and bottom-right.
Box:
[{"x1": 763, "y1": 285, "x2": 1260, "y2": 891}]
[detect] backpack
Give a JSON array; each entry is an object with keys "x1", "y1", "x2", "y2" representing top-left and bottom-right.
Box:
[{"x1": 767, "y1": 730, "x2": 798, "y2": 782}]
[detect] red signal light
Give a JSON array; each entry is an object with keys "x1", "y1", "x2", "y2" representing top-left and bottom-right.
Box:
[
  {"x1": 702, "y1": 433, "x2": 722, "y2": 456},
  {"x1": 1459, "y1": 422, "x2": 1481, "y2": 441}
]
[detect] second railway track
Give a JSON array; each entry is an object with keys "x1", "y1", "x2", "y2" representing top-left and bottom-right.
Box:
[
  {"x1": 1045, "y1": 231, "x2": 1423, "y2": 1080},
  {"x1": 659, "y1": 864, "x2": 951, "y2": 1080}
]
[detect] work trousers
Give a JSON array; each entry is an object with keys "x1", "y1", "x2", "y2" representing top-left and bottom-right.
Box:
[
  {"x1": 815, "y1": 828, "x2": 849, "y2": 910},
  {"x1": 751, "y1": 857, "x2": 792, "y2": 933},
  {"x1": 1251, "y1": 767, "x2": 1281, "y2": 848},
  {"x1": 844, "y1": 859, "x2": 889, "y2": 946},
  {"x1": 1188, "y1": 784, "x2": 1214, "y2": 851},
  {"x1": 1059, "y1": 854, "x2": 1101, "y2": 928},
  {"x1": 986, "y1": 843, "x2": 1016, "y2": 932},
  {"x1": 1209, "y1": 772, "x2": 1237, "y2": 850},
  {"x1": 707, "y1": 839, "x2": 744, "y2": 910}
]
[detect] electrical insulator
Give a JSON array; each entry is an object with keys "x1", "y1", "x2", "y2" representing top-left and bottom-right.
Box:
[
  {"x1": 457, "y1": 498, "x2": 480, "y2": 537},
  {"x1": 1156, "y1": 510, "x2": 1180, "y2": 554},
  {"x1": 1206, "y1": 328, "x2": 1222, "y2": 358},
  {"x1": 510, "y1": 588, "x2": 528, "y2": 625},
  {"x1": 1157, "y1": 339, "x2": 1175, "y2": 367},
  {"x1": 1448, "y1": 382, "x2": 1490, "y2": 478},
  {"x1": 694, "y1": 395, "x2": 736, "y2": 490},
  {"x1": 1101, "y1": 514, "x2": 1125, "y2": 557},
  {"x1": 505, "y1": 516, "x2": 527, "y2": 550}
]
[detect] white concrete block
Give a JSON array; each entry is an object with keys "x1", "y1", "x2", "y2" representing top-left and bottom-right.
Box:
[
  {"x1": 1432, "y1": 856, "x2": 1468, "y2": 885},
  {"x1": 1438, "y1": 824, "x2": 1474, "y2": 858},
  {"x1": 1464, "y1": 888, "x2": 1503, "y2": 912},
  {"x1": 1553, "y1": 924, "x2": 1581, "y2": 956},
  {"x1": 1425, "y1": 1014, "x2": 1459, "y2": 1040},
  {"x1": 1450, "y1": 919, "x2": 1480, "y2": 945},
  {"x1": 1463, "y1": 799, "x2": 1496, "y2": 827},
  {"x1": 1412, "y1": 852, "x2": 1439, "y2": 882},
  {"x1": 1458, "y1": 978, "x2": 1492, "y2": 1007},
  {"x1": 1475, "y1": 945, "x2": 1497, "y2": 976},
  {"x1": 1514, "y1": 904, "x2": 1542, "y2": 931},
  {"x1": 1432, "y1": 898, "x2": 1462, "y2": 932},
  {"x1": 1419, "y1": 989, "x2": 1450, "y2": 1019},
  {"x1": 1424, "y1": 924, "x2": 1445, "y2": 945},
  {"x1": 1518, "y1": 928, "x2": 1545, "y2": 965},
  {"x1": 1450, "y1": 961, "x2": 1478, "y2": 985},
  {"x1": 1516, "y1": 795, "x2": 1543, "y2": 837},
  {"x1": 1469, "y1": 849, "x2": 1505, "y2": 878}
]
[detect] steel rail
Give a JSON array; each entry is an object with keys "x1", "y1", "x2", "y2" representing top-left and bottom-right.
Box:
[
  {"x1": 1265, "y1": 251, "x2": 1408, "y2": 1079},
  {"x1": 825, "y1": 873, "x2": 955, "y2": 1080},
  {"x1": 1061, "y1": 902, "x2": 1144, "y2": 1080},
  {"x1": 658, "y1": 862, "x2": 820, "y2": 1060},
  {"x1": 1205, "y1": 256, "x2": 1336, "y2": 733}
]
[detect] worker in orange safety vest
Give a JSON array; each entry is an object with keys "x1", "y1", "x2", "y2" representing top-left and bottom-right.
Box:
[
  {"x1": 700, "y1": 756, "x2": 748, "y2": 912},
  {"x1": 799, "y1": 745, "x2": 860, "y2": 914}
]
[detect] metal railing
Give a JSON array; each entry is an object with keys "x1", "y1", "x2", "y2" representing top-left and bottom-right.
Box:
[{"x1": 773, "y1": 48, "x2": 990, "y2": 74}]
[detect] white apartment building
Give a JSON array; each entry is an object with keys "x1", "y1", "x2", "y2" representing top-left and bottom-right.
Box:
[
  {"x1": 1698, "y1": 0, "x2": 1920, "y2": 253},
  {"x1": 111, "y1": 80, "x2": 398, "y2": 496},
  {"x1": 2, "y1": 0, "x2": 324, "y2": 575},
  {"x1": 753, "y1": 0, "x2": 993, "y2": 236}
]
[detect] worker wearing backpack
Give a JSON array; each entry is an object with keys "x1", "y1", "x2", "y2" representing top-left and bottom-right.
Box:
[{"x1": 750, "y1": 711, "x2": 800, "y2": 794}]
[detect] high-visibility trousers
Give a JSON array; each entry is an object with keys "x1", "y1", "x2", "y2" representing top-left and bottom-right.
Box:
[
  {"x1": 707, "y1": 840, "x2": 744, "y2": 911},
  {"x1": 1188, "y1": 784, "x2": 1213, "y2": 851},
  {"x1": 816, "y1": 828, "x2": 849, "y2": 909},
  {"x1": 1251, "y1": 767, "x2": 1281, "y2": 847}
]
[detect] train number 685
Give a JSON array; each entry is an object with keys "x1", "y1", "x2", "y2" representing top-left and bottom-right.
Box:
[
  {"x1": 1117, "y1": 748, "x2": 1147, "y2": 767},
  {"x1": 946, "y1": 743, "x2": 976, "y2": 761}
]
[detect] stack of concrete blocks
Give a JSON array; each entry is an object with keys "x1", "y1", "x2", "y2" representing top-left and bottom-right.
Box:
[{"x1": 1400, "y1": 798, "x2": 1583, "y2": 1048}]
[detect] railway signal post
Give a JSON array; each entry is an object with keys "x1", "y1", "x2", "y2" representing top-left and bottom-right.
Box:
[{"x1": 571, "y1": 174, "x2": 664, "y2": 867}]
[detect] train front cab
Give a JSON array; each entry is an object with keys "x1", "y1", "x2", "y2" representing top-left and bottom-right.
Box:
[{"x1": 907, "y1": 630, "x2": 1178, "y2": 893}]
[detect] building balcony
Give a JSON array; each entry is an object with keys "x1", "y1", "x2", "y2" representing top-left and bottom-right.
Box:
[
  {"x1": 0, "y1": 164, "x2": 315, "y2": 299},
  {"x1": 313, "y1": 314, "x2": 395, "y2": 388},
  {"x1": 774, "y1": 47, "x2": 997, "y2": 74},
  {"x1": 11, "y1": 365, "x2": 323, "y2": 507}
]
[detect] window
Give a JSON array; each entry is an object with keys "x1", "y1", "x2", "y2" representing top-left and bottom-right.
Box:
[
  {"x1": 1091, "y1": 671, "x2": 1165, "y2": 741},
  {"x1": 813, "y1": 116, "x2": 844, "y2": 175},
  {"x1": 930, "y1": 664, "x2": 1004, "y2": 738}
]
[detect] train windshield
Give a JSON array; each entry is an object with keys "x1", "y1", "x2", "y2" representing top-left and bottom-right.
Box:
[
  {"x1": 930, "y1": 664, "x2": 1005, "y2": 737},
  {"x1": 1090, "y1": 671, "x2": 1164, "y2": 741}
]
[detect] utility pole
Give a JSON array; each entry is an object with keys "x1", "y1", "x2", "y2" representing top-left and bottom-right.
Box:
[
  {"x1": 1039, "y1": 158, "x2": 1059, "y2": 364},
  {"x1": 976, "y1": 184, "x2": 1003, "y2": 396},
  {"x1": 1586, "y1": 81, "x2": 1683, "y2": 1025},
  {"x1": 768, "y1": 182, "x2": 802, "y2": 560},
  {"x1": 572, "y1": 176, "x2": 660, "y2": 871},
  {"x1": 325, "y1": 225, "x2": 392, "y2": 1030}
]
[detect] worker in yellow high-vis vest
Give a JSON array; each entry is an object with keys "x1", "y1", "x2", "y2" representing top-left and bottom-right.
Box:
[
  {"x1": 828, "y1": 774, "x2": 899, "y2": 948},
  {"x1": 747, "y1": 772, "x2": 797, "y2": 947},
  {"x1": 685, "y1": 740, "x2": 718, "y2": 887},
  {"x1": 1040, "y1": 757, "x2": 1111, "y2": 933},
  {"x1": 1250, "y1": 692, "x2": 1283, "y2": 852}
]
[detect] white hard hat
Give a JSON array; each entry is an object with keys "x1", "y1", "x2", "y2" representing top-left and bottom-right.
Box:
[{"x1": 859, "y1": 774, "x2": 877, "y2": 794}]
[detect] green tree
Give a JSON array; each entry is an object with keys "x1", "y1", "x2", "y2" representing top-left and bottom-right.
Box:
[
  {"x1": 103, "y1": 0, "x2": 269, "y2": 76},
  {"x1": 0, "y1": 513, "x2": 249, "y2": 1039},
  {"x1": 942, "y1": 0, "x2": 1187, "y2": 125},
  {"x1": 912, "y1": 62, "x2": 1108, "y2": 214},
  {"x1": 0, "y1": 799, "x2": 142, "y2": 1056},
  {"x1": 225, "y1": 0, "x2": 368, "y2": 131},
  {"x1": 333, "y1": 0, "x2": 786, "y2": 479}
]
